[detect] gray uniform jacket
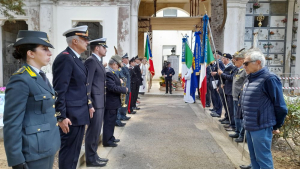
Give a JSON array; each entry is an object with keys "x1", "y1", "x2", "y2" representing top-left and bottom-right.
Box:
[
  {"x1": 85, "y1": 54, "x2": 106, "y2": 109},
  {"x1": 232, "y1": 67, "x2": 247, "y2": 100},
  {"x1": 3, "y1": 64, "x2": 60, "y2": 166}
]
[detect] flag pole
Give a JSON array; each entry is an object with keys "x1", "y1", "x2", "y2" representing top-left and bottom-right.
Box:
[{"x1": 206, "y1": 17, "x2": 232, "y2": 126}]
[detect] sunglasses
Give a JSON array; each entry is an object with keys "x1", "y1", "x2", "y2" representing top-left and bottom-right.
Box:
[{"x1": 243, "y1": 60, "x2": 256, "y2": 66}]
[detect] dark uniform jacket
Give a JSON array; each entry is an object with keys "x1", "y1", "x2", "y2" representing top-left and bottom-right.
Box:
[
  {"x1": 105, "y1": 68, "x2": 127, "y2": 110},
  {"x1": 219, "y1": 63, "x2": 237, "y2": 95},
  {"x1": 161, "y1": 67, "x2": 175, "y2": 80},
  {"x1": 52, "y1": 47, "x2": 90, "y2": 126},
  {"x1": 4, "y1": 64, "x2": 60, "y2": 166},
  {"x1": 129, "y1": 66, "x2": 139, "y2": 85},
  {"x1": 121, "y1": 66, "x2": 131, "y2": 92},
  {"x1": 134, "y1": 65, "x2": 143, "y2": 85},
  {"x1": 85, "y1": 54, "x2": 106, "y2": 109},
  {"x1": 210, "y1": 59, "x2": 225, "y2": 87}
]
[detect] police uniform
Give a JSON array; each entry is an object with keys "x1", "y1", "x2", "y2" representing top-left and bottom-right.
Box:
[
  {"x1": 161, "y1": 63, "x2": 175, "y2": 94},
  {"x1": 84, "y1": 38, "x2": 108, "y2": 167},
  {"x1": 103, "y1": 58, "x2": 127, "y2": 147},
  {"x1": 128, "y1": 58, "x2": 138, "y2": 114},
  {"x1": 131, "y1": 56, "x2": 142, "y2": 109},
  {"x1": 3, "y1": 31, "x2": 60, "y2": 169},
  {"x1": 52, "y1": 25, "x2": 91, "y2": 169},
  {"x1": 210, "y1": 51, "x2": 225, "y2": 116}
]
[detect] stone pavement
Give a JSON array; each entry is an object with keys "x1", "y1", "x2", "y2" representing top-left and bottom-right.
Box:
[{"x1": 79, "y1": 96, "x2": 249, "y2": 169}]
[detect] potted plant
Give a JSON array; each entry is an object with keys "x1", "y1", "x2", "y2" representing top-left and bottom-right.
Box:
[
  {"x1": 281, "y1": 18, "x2": 287, "y2": 23},
  {"x1": 159, "y1": 76, "x2": 166, "y2": 87},
  {"x1": 269, "y1": 31, "x2": 275, "y2": 35},
  {"x1": 293, "y1": 18, "x2": 298, "y2": 22}
]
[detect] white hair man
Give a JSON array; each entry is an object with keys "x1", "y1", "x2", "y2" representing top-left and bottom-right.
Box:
[{"x1": 241, "y1": 48, "x2": 287, "y2": 169}]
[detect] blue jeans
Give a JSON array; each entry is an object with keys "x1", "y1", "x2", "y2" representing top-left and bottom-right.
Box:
[{"x1": 246, "y1": 127, "x2": 274, "y2": 169}]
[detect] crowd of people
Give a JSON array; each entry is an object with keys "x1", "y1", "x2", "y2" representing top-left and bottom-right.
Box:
[
  {"x1": 3, "y1": 25, "x2": 147, "y2": 169},
  {"x1": 206, "y1": 48, "x2": 288, "y2": 169}
]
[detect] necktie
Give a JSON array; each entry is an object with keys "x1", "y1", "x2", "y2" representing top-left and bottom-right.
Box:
[{"x1": 39, "y1": 70, "x2": 51, "y2": 88}]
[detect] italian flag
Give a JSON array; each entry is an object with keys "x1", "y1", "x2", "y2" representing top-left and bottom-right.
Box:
[
  {"x1": 199, "y1": 39, "x2": 215, "y2": 107},
  {"x1": 145, "y1": 35, "x2": 155, "y2": 76}
]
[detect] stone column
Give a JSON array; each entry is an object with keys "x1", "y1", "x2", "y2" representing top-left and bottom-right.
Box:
[
  {"x1": 130, "y1": 0, "x2": 140, "y2": 58},
  {"x1": 296, "y1": 0, "x2": 300, "y2": 76},
  {"x1": 0, "y1": 21, "x2": 4, "y2": 86},
  {"x1": 118, "y1": 6, "x2": 131, "y2": 57},
  {"x1": 223, "y1": 0, "x2": 248, "y2": 54},
  {"x1": 39, "y1": 0, "x2": 54, "y2": 80}
]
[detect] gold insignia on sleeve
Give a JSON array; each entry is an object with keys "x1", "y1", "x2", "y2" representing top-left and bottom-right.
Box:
[{"x1": 88, "y1": 100, "x2": 92, "y2": 104}]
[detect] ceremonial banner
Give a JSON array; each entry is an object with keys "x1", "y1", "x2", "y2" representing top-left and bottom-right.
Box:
[
  {"x1": 199, "y1": 14, "x2": 215, "y2": 108},
  {"x1": 145, "y1": 35, "x2": 155, "y2": 76},
  {"x1": 190, "y1": 31, "x2": 201, "y2": 100}
]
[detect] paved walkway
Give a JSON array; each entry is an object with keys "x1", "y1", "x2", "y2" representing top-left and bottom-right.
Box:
[{"x1": 80, "y1": 96, "x2": 246, "y2": 169}]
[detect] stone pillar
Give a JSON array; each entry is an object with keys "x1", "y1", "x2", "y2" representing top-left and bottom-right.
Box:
[
  {"x1": 39, "y1": 0, "x2": 54, "y2": 80},
  {"x1": 118, "y1": 6, "x2": 131, "y2": 57},
  {"x1": 138, "y1": 32, "x2": 144, "y2": 57},
  {"x1": 296, "y1": 0, "x2": 300, "y2": 76},
  {"x1": 284, "y1": 0, "x2": 295, "y2": 74},
  {"x1": 223, "y1": 0, "x2": 248, "y2": 54},
  {"x1": 0, "y1": 21, "x2": 4, "y2": 86},
  {"x1": 130, "y1": 0, "x2": 140, "y2": 59}
]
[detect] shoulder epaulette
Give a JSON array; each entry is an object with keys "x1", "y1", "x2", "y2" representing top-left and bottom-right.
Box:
[
  {"x1": 24, "y1": 66, "x2": 37, "y2": 77},
  {"x1": 62, "y1": 52, "x2": 69, "y2": 54},
  {"x1": 12, "y1": 67, "x2": 26, "y2": 75}
]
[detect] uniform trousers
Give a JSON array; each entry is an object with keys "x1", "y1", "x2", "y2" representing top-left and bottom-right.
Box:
[
  {"x1": 27, "y1": 155, "x2": 55, "y2": 169},
  {"x1": 226, "y1": 94, "x2": 235, "y2": 127},
  {"x1": 206, "y1": 81, "x2": 212, "y2": 106},
  {"x1": 85, "y1": 108, "x2": 104, "y2": 163},
  {"x1": 130, "y1": 83, "x2": 139, "y2": 109},
  {"x1": 118, "y1": 94, "x2": 129, "y2": 118},
  {"x1": 103, "y1": 109, "x2": 118, "y2": 145},
  {"x1": 59, "y1": 125, "x2": 85, "y2": 169},
  {"x1": 219, "y1": 88, "x2": 229, "y2": 119},
  {"x1": 211, "y1": 86, "x2": 222, "y2": 115},
  {"x1": 165, "y1": 78, "x2": 172, "y2": 93}
]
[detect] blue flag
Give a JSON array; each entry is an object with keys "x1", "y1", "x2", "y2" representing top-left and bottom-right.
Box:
[
  {"x1": 190, "y1": 31, "x2": 201, "y2": 100},
  {"x1": 182, "y1": 38, "x2": 187, "y2": 63}
]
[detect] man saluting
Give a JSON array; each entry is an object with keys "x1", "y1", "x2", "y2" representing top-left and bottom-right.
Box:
[{"x1": 52, "y1": 25, "x2": 93, "y2": 169}]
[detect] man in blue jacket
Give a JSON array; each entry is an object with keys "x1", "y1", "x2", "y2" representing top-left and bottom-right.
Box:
[{"x1": 241, "y1": 48, "x2": 287, "y2": 169}]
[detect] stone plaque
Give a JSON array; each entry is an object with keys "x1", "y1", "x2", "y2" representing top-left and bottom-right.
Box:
[
  {"x1": 268, "y1": 66, "x2": 283, "y2": 75},
  {"x1": 269, "y1": 42, "x2": 285, "y2": 53},
  {"x1": 244, "y1": 42, "x2": 252, "y2": 50},
  {"x1": 167, "y1": 55, "x2": 179, "y2": 81},
  {"x1": 246, "y1": 3, "x2": 253, "y2": 14},
  {"x1": 258, "y1": 42, "x2": 267, "y2": 53},
  {"x1": 245, "y1": 16, "x2": 253, "y2": 27},
  {"x1": 269, "y1": 29, "x2": 285, "y2": 40},
  {"x1": 254, "y1": 3, "x2": 270, "y2": 14},
  {"x1": 267, "y1": 54, "x2": 284, "y2": 66},
  {"x1": 245, "y1": 29, "x2": 253, "y2": 40},
  {"x1": 254, "y1": 29, "x2": 269, "y2": 40},
  {"x1": 270, "y1": 2, "x2": 287, "y2": 15},
  {"x1": 270, "y1": 16, "x2": 286, "y2": 27}
]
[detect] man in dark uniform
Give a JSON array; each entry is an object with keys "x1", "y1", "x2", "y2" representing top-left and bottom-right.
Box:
[
  {"x1": 210, "y1": 50, "x2": 225, "y2": 117},
  {"x1": 52, "y1": 25, "x2": 93, "y2": 169},
  {"x1": 128, "y1": 58, "x2": 138, "y2": 114},
  {"x1": 218, "y1": 53, "x2": 237, "y2": 131},
  {"x1": 120, "y1": 53, "x2": 131, "y2": 120},
  {"x1": 161, "y1": 62, "x2": 175, "y2": 94},
  {"x1": 84, "y1": 38, "x2": 109, "y2": 167},
  {"x1": 103, "y1": 57, "x2": 128, "y2": 147},
  {"x1": 131, "y1": 56, "x2": 143, "y2": 110}
]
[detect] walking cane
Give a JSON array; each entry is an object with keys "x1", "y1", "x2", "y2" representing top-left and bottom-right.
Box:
[{"x1": 241, "y1": 130, "x2": 247, "y2": 161}]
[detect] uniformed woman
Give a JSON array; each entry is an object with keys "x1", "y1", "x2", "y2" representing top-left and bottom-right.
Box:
[{"x1": 3, "y1": 30, "x2": 60, "y2": 169}]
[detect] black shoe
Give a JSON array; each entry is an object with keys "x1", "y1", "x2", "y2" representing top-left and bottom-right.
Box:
[
  {"x1": 137, "y1": 97, "x2": 140, "y2": 99},
  {"x1": 209, "y1": 109, "x2": 215, "y2": 111},
  {"x1": 103, "y1": 143, "x2": 118, "y2": 147},
  {"x1": 225, "y1": 127, "x2": 235, "y2": 131},
  {"x1": 239, "y1": 164, "x2": 251, "y2": 169},
  {"x1": 115, "y1": 122, "x2": 126, "y2": 127},
  {"x1": 120, "y1": 116, "x2": 131, "y2": 120},
  {"x1": 205, "y1": 105, "x2": 210, "y2": 107},
  {"x1": 170, "y1": 93, "x2": 172, "y2": 94},
  {"x1": 113, "y1": 139, "x2": 120, "y2": 142},
  {"x1": 86, "y1": 160, "x2": 107, "y2": 167},
  {"x1": 223, "y1": 124, "x2": 231, "y2": 128},
  {"x1": 97, "y1": 157, "x2": 109, "y2": 162},
  {"x1": 133, "y1": 107, "x2": 140, "y2": 110},
  {"x1": 128, "y1": 111, "x2": 136, "y2": 114},
  {"x1": 211, "y1": 113, "x2": 221, "y2": 117},
  {"x1": 221, "y1": 120, "x2": 230, "y2": 124},
  {"x1": 229, "y1": 133, "x2": 239, "y2": 138},
  {"x1": 218, "y1": 118, "x2": 227, "y2": 122},
  {"x1": 235, "y1": 137, "x2": 244, "y2": 143}
]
